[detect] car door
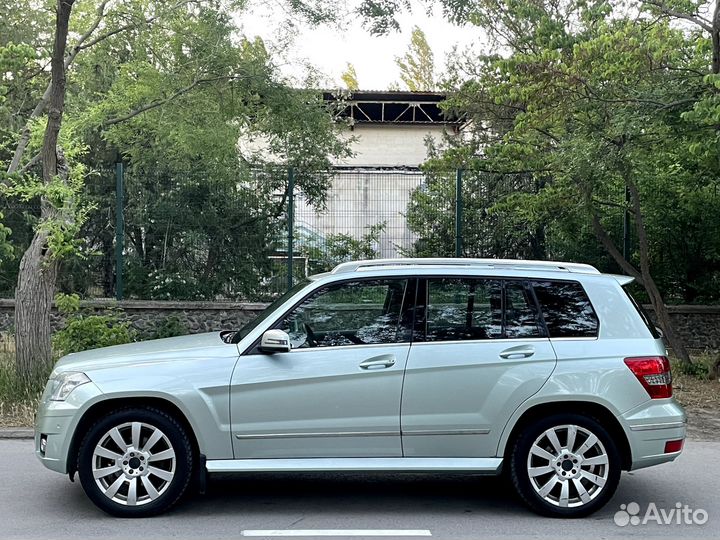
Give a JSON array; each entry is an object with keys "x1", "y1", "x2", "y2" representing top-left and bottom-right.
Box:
[
  {"x1": 231, "y1": 278, "x2": 414, "y2": 458},
  {"x1": 400, "y1": 277, "x2": 557, "y2": 457}
]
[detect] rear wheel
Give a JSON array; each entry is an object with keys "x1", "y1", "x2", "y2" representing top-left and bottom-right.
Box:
[
  {"x1": 77, "y1": 407, "x2": 193, "y2": 517},
  {"x1": 510, "y1": 413, "x2": 621, "y2": 518}
]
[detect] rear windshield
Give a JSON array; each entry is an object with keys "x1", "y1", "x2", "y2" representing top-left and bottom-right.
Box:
[
  {"x1": 531, "y1": 280, "x2": 599, "y2": 338},
  {"x1": 622, "y1": 287, "x2": 662, "y2": 339}
]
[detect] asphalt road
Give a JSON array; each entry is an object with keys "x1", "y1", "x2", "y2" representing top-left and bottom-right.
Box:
[{"x1": 1, "y1": 439, "x2": 717, "y2": 540}]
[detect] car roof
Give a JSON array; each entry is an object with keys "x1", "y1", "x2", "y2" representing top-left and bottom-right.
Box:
[
  {"x1": 331, "y1": 258, "x2": 600, "y2": 275},
  {"x1": 314, "y1": 258, "x2": 633, "y2": 285}
]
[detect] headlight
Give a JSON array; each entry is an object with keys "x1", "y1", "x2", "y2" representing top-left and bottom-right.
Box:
[{"x1": 49, "y1": 372, "x2": 91, "y2": 401}]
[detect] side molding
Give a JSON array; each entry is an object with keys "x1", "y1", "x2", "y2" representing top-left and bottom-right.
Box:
[{"x1": 206, "y1": 457, "x2": 503, "y2": 473}]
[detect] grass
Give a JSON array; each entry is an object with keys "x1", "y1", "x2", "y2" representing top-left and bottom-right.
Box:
[{"x1": 0, "y1": 335, "x2": 49, "y2": 427}]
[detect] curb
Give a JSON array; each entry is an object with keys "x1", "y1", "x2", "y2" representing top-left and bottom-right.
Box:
[{"x1": 0, "y1": 428, "x2": 33, "y2": 439}]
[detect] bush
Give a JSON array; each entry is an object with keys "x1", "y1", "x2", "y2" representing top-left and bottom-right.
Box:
[
  {"x1": 674, "y1": 351, "x2": 720, "y2": 380},
  {"x1": 150, "y1": 316, "x2": 187, "y2": 339},
  {"x1": 53, "y1": 293, "x2": 136, "y2": 355},
  {"x1": 53, "y1": 314, "x2": 136, "y2": 356}
]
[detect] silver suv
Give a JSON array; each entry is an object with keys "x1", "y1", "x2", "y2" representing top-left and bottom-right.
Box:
[{"x1": 36, "y1": 258, "x2": 686, "y2": 518}]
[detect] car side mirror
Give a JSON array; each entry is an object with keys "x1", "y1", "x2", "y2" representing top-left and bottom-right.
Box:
[{"x1": 260, "y1": 329, "x2": 292, "y2": 353}]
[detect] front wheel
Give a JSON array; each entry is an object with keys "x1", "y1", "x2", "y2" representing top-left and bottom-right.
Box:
[
  {"x1": 77, "y1": 407, "x2": 194, "y2": 517},
  {"x1": 510, "y1": 414, "x2": 621, "y2": 518}
]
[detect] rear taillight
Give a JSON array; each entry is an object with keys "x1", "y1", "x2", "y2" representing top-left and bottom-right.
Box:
[
  {"x1": 664, "y1": 439, "x2": 684, "y2": 453},
  {"x1": 624, "y1": 356, "x2": 673, "y2": 399}
]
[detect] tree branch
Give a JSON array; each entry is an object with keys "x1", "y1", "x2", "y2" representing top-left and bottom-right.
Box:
[
  {"x1": 641, "y1": 0, "x2": 713, "y2": 32},
  {"x1": 103, "y1": 75, "x2": 243, "y2": 126},
  {"x1": 584, "y1": 190, "x2": 644, "y2": 283},
  {"x1": 6, "y1": 0, "x2": 192, "y2": 174}
]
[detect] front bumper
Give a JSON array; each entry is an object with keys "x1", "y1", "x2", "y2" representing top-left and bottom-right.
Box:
[
  {"x1": 34, "y1": 381, "x2": 103, "y2": 474},
  {"x1": 621, "y1": 398, "x2": 687, "y2": 470}
]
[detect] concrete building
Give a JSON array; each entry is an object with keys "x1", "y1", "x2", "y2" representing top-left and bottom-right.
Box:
[{"x1": 294, "y1": 91, "x2": 462, "y2": 258}]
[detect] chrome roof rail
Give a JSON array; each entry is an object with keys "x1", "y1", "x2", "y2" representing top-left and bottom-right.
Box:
[{"x1": 331, "y1": 258, "x2": 601, "y2": 275}]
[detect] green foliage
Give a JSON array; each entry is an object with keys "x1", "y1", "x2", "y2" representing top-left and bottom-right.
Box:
[
  {"x1": 409, "y1": 1, "x2": 720, "y2": 303},
  {"x1": 53, "y1": 312, "x2": 135, "y2": 356},
  {"x1": 395, "y1": 26, "x2": 435, "y2": 91},
  {"x1": 341, "y1": 63, "x2": 360, "y2": 90},
  {"x1": 0, "y1": 212, "x2": 12, "y2": 263},
  {"x1": 54, "y1": 292, "x2": 80, "y2": 313},
  {"x1": 150, "y1": 316, "x2": 187, "y2": 340},
  {"x1": 302, "y1": 223, "x2": 386, "y2": 274},
  {"x1": 674, "y1": 351, "x2": 720, "y2": 380},
  {"x1": 1, "y1": 0, "x2": 352, "y2": 300}
]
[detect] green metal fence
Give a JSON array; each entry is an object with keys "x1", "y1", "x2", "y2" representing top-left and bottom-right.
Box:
[{"x1": 0, "y1": 166, "x2": 630, "y2": 301}]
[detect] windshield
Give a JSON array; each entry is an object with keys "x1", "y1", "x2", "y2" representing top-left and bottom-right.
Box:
[{"x1": 229, "y1": 279, "x2": 311, "y2": 343}]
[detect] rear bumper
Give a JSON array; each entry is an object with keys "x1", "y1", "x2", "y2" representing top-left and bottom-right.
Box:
[{"x1": 621, "y1": 399, "x2": 687, "y2": 470}]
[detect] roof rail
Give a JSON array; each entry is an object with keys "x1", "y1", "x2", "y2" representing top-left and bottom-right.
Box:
[{"x1": 331, "y1": 258, "x2": 601, "y2": 275}]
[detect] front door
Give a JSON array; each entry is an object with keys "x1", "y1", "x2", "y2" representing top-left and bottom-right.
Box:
[
  {"x1": 231, "y1": 278, "x2": 414, "y2": 458},
  {"x1": 401, "y1": 277, "x2": 557, "y2": 457}
]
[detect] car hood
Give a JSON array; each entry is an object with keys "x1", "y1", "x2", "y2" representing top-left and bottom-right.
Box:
[{"x1": 54, "y1": 332, "x2": 236, "y2": 372}]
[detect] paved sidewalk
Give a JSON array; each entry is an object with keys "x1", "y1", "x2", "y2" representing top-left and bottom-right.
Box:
[{"x1": 0, "y1": 427, "x2": 33, "y2": 439}]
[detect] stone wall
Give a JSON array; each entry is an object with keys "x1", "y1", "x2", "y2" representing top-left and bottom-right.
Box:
[
  {"x1": 0, "y1": 299, "x2": 267, "y2": 338},
  {"x1": 0, "y1": 299, "x2": 718, "y2": 350}
]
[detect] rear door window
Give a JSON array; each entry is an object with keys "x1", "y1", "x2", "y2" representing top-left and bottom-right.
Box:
[
  {"x1": 417, "y1": 278, "x2": 542, "y2": 341},
  {"x1": 531, "y1": 280, "x2": 599, "y2": 338}
]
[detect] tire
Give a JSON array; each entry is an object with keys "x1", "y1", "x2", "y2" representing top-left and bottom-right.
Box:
[
  {"x1": 77, "y1": 407, "x2": 194, "y2": 517},
  {"x1": 510, "y1": 413, "x2": 621, "y2": 518}
]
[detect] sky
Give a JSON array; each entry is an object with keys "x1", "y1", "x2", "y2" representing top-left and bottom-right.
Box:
[{"x1": 239, "y1": 2, "x2": 485, "y2": 90}]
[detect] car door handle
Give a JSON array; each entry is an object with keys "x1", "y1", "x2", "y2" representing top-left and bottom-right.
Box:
[
  {"x1": 499, "y1": 346, "x2": 535, "y2": 359},
  {"x1": 359, "y1": 354, "x2": 396, "y2": 370}
]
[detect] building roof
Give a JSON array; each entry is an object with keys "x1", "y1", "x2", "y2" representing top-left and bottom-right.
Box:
[{"x1": 323, "y1": 90, "x2": 461, "y2": 125}]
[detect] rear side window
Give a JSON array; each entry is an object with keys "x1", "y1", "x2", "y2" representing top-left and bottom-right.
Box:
[
  {"x1": 532, "y1": 280, "x2": 598, "y2": 338},
  {"x1": 417, "y1": 278, "x2": 542, "y2": 341}
]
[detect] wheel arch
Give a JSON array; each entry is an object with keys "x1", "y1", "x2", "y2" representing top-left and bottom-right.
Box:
[
  {"x1": 499, "y1": 400, "x2": 632, "y2": 471},
  {"x1": 67, "y1": 396, "x2": 201, "y2": 477}
]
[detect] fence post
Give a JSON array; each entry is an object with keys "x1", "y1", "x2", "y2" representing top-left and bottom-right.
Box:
[
  {"x1": 115, "y1": 161, "x2": 124, "y2": 300},
  {"x1": 287, "y1": 167, "x2": 295, "y2": 292},
  {"x1": 455, "y1": 169, "x2": 463, "y2": 258}
]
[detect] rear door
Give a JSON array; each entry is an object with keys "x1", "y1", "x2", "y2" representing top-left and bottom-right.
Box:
[{"x1": 400, "y1": 277, "x2": 557, "y2": 457}]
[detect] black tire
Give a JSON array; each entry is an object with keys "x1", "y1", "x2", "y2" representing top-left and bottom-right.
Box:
[
  {"x1": 510, "y1": 413, "x2": 621, "y2": 518},
  {"x1": 77, "y1": 407, "x2": 194, "y2": 517}
]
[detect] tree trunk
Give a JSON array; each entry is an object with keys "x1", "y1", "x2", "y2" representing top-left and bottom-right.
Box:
[
  {"x1": 626, "y1": 179, "x2": 692, "y2": 364},
  {"x1": 586, "y1": 177, "x2": 692, "y2": 365},
  {"x1": 14, "y1": 232, "x2": 58, "y2": 381},
  {"x1": 13, "y1": 0, "x2": 75, "y2": 381}
]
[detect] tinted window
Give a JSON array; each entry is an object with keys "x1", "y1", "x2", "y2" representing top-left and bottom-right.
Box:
[
  {"x1": 423, "y1": 278, "x2": 502, "y2": 341},
  {"x1": 505, "y1": 281, "x2": 542, "y2": 338},
  {"x1": 277, "y1": 279, "x2": 408, "y2": 348},
  {"x1": 419, "y1": 278, "x2": 541, "y2": 341},
  {"x1": 532, "y1": 280, "x2": 598, "y2": 338}
]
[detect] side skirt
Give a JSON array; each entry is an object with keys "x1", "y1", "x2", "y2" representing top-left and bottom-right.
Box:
[{"x1": 205, "y1": 457, "x2": 503, "y2": 474}]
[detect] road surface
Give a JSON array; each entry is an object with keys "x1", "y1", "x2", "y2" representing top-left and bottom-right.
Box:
[{"x1": 1, "y1": 439, "x2": 717, "y2": 539}]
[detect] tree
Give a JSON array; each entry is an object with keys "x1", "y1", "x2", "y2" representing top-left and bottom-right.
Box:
[
  {"x1": 395, "y1": 26, "x2": 435, "y2": 91},
  {"x1": 1, "y1": 0, "x2": 351, "y2": 380},
  {"x1": 401, "y1": 0, "x2": 719, "y2": 364},
  {"x1": 341, "y1": 62, "x2": 360, "y2": 90}
]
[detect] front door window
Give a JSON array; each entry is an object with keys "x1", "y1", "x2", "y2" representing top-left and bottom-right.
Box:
[{"x1": 277, "y1": 279, "x2": 410, "y2": 348}]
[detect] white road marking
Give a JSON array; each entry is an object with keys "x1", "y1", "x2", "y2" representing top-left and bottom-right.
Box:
[{"x1": 241, "y1": 530, "x2": 432, "y2": 537}]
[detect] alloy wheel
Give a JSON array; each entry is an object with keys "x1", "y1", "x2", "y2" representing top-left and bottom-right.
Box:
[
  {"x1": 91, "y1": 421, "x2": 176, "y2": 506},
  {"x1": 526, "y1": 424, "x2": 609, "y2": 508}
]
